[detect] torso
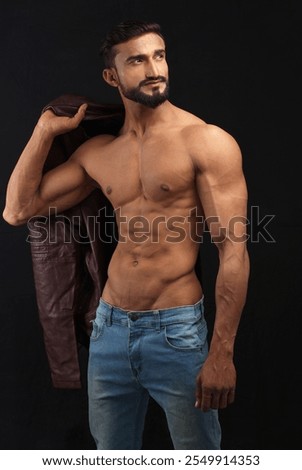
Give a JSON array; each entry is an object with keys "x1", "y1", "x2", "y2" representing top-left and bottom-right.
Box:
[{"x1": 82, "y1": 105, "x2": 206, "y2": 310}]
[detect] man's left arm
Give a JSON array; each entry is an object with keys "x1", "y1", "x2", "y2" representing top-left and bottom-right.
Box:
[{"x1": 190, "y1": 124, "x2": 250, "y2": 412}]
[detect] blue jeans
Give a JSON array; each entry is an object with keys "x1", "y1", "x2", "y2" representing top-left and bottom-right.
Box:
[{"x1": 88, "y1": 298, "x2": 221, "y2": 450}]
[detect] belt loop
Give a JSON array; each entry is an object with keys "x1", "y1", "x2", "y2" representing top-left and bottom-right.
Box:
[
  {"x1": 195, "y1": 298, "x2": 204, "y2": 316},
  {"x1": 106, "y1": 305, "x2": 113, "y2": 327},
  {"x1": 155, "y1": 310, "x2": 160, "y2": 332}
]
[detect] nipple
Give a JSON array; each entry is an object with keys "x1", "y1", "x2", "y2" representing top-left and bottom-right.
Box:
[
  {"x1": 160, "y1": 184, "x2": 170, "y2": 192},
  {"x1": 106, "y1": 186, "x2": 112, "y2": 195},
  {"x1": 133, "y1": 260, "x2": 139, "y2": 267}
]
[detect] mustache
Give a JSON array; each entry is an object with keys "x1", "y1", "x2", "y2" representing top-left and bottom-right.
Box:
[{"x1": 139, "y1": 76, "x2": 167, "y2": 87}]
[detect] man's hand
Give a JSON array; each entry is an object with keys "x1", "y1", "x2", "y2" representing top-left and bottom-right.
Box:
[
  {"x1": 195, "y1": 355, "x2": 236, "y2": 411},
  {"x1": 36, "y1": 103, "x2": 88, "y2": 138}
]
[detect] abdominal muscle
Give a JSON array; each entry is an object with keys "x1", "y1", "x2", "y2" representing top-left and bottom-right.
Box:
[{"x1": 101, "y1": 219, "x2": 203, "y2": 310}]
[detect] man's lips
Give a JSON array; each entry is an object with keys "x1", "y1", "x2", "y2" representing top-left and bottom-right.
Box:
[
  {"x1": 144, "y1": 82, "x2": 160, "y2": 86},
  {"x1": 141, "y1": 79, "x2": 166, "y2": 86}
]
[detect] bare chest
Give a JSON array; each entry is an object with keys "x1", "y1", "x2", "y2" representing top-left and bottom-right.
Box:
[{"x1": 91, "y1": 135, "x2": 195, "y2": 208}]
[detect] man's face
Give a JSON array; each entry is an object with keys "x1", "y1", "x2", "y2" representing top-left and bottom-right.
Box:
[{"x1": 111, "y1": 33, "x2": 169, "y2": 108}]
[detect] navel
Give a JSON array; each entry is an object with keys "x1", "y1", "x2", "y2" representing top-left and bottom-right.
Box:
[
  {"x1": 160, "y1": 184, "x2": 170, "y2": 192},
  {"x1": 106, "y1": 185, "x2": 112, "y2": 195},
  {"x1": 133, "y1": 260, "x2": 139, "y2": 267}
]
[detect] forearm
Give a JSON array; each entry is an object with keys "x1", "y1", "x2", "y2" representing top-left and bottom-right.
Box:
[
  {"x1": 3, "y1": 126, "x2": 54, "y2": 225},
  {"x1": 208, "y1": 243, "x2": 250, "y2": 359}
]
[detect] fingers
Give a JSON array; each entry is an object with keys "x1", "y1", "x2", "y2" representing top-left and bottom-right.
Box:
[
  {"x1": 195, "y1": 396, "x2": 201, "y2": 409},
  {"x1": 78, "y1": 102, "x2": 88, "y2": 114},
  {"x1": 195, "y1": 386, "x2": 236, "y2": 411},
  {"x1": 225, "y1": 388, "x2": 235, "y2": 406},
  {"x1": 195, "y1": 385, "x2": 212, "y2": 412},
  {"x1": 36, "y1": 103, "x2": 89, "y2": 137},
  {"x1": 72, "y1": 103, "x2": 88, "y2": 124},
  {"x1": 42, "y1": 109, "x2": 56, "y2": 117},
  {"x1": 200, "y1": 389, "x2": 213, "y2": 412}
]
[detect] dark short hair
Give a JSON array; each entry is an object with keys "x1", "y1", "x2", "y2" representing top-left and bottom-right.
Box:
[{"x1": 99, "y1": 19, "x2": 165, "y2": 68}]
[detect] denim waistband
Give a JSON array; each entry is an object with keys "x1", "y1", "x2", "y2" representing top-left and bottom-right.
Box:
[{"x1": 97, "y1": 297, "x2": 204, "y2": 329}]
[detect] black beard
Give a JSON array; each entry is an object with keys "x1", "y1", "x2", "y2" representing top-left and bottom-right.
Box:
[{"x1": 120, "y1": 80, "x2": 169, "y2": 109}]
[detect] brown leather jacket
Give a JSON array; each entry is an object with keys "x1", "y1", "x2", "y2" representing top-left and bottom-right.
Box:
[{"x1": 27, "y1": 94, "x2": 124, "y2": 388}]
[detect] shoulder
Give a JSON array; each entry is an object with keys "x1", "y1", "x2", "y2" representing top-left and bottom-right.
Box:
[
  {"x1": 182, "y1": 120, "x2": 242, "y2": 172},
  {"x1": 172, "y1": 105, "x2": 241, "y2": 157}
]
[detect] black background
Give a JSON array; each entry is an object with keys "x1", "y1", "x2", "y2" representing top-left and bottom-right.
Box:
[{"x1": 1, "y1": 0, "x2": 301, "y2": 450}]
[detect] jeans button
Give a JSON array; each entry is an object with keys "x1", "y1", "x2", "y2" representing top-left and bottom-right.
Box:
[{"x1": 129, "y1": 313, "x2": 139, "y2": 321}]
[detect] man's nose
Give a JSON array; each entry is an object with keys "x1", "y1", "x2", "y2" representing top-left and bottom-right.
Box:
[{"x1": 145, "y1": 60, "x2": 159, "y2": 78}]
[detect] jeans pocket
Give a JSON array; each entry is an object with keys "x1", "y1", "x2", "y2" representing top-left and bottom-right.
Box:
[
  {"x1": 164, "y1": 317, "x2": 207, "y2": 350},
  {"x1": 90, "y1": 316, "x2": 105, "y2": 341}
]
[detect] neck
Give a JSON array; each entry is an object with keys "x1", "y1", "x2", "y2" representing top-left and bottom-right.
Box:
[{"x1": 121, "y1": 99, "x2": 172, "y2": 136}]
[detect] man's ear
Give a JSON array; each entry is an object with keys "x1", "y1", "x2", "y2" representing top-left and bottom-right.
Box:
[{"x1": 102, "y1": 68, "x2": 119, "y2": 88}]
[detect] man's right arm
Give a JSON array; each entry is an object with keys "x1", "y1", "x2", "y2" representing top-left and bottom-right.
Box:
[{"x1": 3, "y1": 104, "x2": 96, "y2": 226}]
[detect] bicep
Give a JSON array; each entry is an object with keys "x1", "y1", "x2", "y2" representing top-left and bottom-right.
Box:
[
  {"x1": 34, "y1": 158, "x2": 94, "y2": 216},
  {"x1": 194, "y1": 128, "x2": 248, "y2": 243}
]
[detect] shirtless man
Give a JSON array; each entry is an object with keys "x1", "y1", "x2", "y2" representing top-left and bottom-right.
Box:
[{"x1": 3, "y1": 20, "x2": 249, "y2": 450}]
